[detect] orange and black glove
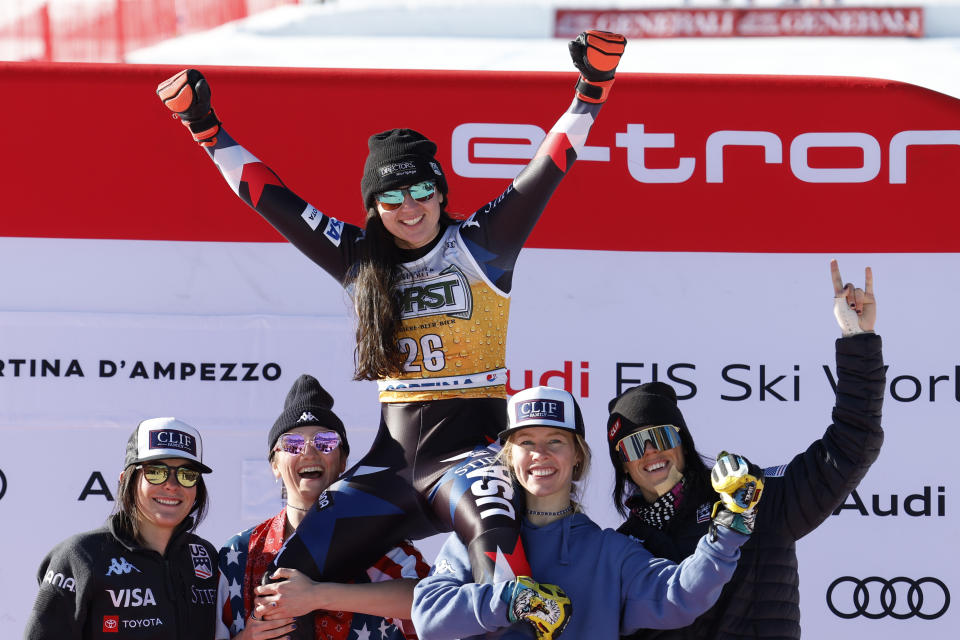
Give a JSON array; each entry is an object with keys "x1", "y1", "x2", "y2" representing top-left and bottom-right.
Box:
[
  {"x1": 568, "y1": 30, "x2": 626, "y2": 104},
  {"x1": 157, "y1": 68, "x2": 221, "y2": 148}
]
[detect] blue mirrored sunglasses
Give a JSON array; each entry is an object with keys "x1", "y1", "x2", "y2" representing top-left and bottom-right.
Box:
[
  {"x1": 375, "y1": 180, "x2": 436, "y2": 211},
  {"x1": 616, "y1": 425, "x2": 682, "y2": 463}
]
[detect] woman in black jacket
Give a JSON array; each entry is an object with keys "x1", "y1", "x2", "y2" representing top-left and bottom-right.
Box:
[
  {"x1": 606, "y1": 260, "x2": 884, "y2": 640},
  {"x1": 25, "y1": 417, "x2": 219, "y2": 640}
]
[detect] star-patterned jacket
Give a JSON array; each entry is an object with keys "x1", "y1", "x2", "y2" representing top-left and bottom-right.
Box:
[{"x1": 215, "y1": 510, "x2": 429, "y2": 640}]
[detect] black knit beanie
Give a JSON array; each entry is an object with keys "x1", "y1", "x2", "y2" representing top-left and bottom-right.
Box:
[
  {"x1": 606, "y1": 382, "x2": 688, "y2": 467},
  {"x1": 267, "y1": 374, "x2": 349, "y2": 458},
  {"x1": 360, "y1": 128, "x2": 448, "y2": 210}
]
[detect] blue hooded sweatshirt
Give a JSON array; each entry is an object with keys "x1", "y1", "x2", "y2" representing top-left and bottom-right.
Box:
[{"x1": 412, "y1": 513, "x2": 746, "y2": 639}]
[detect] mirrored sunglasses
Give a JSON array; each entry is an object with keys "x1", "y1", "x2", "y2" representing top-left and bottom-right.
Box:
[
  {"x1": 375, "y1": 180, "x2": 436, "y2": 211},
  {"x1": 137, "y1": 463, "x2": 201, "y2": 488},
  {"x1": 616, "y1": 425, "x2": 682, "y2": 463},
  {"x1": 275, "y1": 431, "x2": 340, "y2": 456}
]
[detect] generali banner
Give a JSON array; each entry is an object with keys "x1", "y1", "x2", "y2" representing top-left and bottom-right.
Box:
[
  {"x1": 0, "y1": 64, "x2": 957, "y2": 638},
  {"x1": 554, "y1": 7, "x2": 925, "y2": 38}
]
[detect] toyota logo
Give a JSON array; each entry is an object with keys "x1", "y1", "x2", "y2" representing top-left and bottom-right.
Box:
[{"x1": 827, "y1": 576, "x2": 950, "y2": 620}]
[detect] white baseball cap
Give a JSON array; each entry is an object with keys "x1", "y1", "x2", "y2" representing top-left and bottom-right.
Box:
[
  {"x1": 124, "y1": 417, "x2": 212, "y2": 473},
  {"x1": 500, "y1": 386, "x2": 585, "y2": 442}
]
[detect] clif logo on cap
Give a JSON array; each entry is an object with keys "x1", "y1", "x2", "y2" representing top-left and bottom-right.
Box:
[
  {"x1": 515, "y1": 400, "x2": 564, "y2": 424},
  {"x1": 148, "y1": 429, "x2": 196, "y2": 456}
]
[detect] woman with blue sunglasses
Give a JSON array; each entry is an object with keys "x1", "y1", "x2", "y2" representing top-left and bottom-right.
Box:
[{"x1": 158, "y1": 30, "x2": 626, "y2": 640}]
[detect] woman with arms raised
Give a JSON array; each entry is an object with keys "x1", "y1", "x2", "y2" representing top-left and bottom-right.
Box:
[{"x1": 157, "y1": 30, "x2": 627, "y2": 640}]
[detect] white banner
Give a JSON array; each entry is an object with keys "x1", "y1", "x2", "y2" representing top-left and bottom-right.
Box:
[{"x1": 1, "y1": 239, "x2": 955, "y2": 637}]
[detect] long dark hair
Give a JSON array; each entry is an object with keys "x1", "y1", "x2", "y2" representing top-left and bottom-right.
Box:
[
  {"x1": 113, "y1": 465, "x2": 210, "y2": 542},
  {"x1": 349, "y1": 204, "x2": 455, "y2": 381},
  {"x1": 611, "y1": 425, "x2": 713, "y2": 519}
]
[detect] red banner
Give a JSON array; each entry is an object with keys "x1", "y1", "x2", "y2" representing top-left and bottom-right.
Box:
[
  {"x1": 0, "y1": 0, "x2": 297, "y2": 62},
  {"x1": 554, "y1": 7, "x2": 924, "y2": 38},
  {"x1": 1, "y1": 62, "x2": 959, "y2": 251}
]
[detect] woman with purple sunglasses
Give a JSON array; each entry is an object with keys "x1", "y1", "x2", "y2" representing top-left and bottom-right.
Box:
[{"x1": 215, "y1": 375, "x2": 429, "y2": 640}]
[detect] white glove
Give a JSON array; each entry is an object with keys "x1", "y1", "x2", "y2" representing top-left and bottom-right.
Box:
[{"x1": 833, "y1": 295, "x2": 865, "y2": 337}]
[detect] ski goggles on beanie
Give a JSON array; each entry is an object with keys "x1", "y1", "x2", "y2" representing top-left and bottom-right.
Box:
[
  {"x1": 136, "y1": 462, "x2": 202, "y2": 488},
  {"x1": 274, "y1": 431, "x2": 340, "y2": 456},
  {"x1": 615, "y1": 425, "x2": 682, "y2": 462},
  {"x1": 375, "y1": 180, "x2": 436, "y2": 211}
]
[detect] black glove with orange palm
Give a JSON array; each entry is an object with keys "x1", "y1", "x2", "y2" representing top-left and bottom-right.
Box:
[
  {"x1": 568, "y1": 30, "x2": 627, "y2": 104},
  {"x1": 156, "y1": 69, "x2": 221, "y2": 148}
]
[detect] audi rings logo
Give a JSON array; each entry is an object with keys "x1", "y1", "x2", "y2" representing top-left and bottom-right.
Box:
[
  {"x1": 0, "y1": 467, "x2": 6, "y2": 500},
  {"x1": 827, "y1": 576, "x2": 950, "y2": 620}
]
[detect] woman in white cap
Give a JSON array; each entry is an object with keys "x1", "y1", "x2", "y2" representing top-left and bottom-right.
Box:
[
  {"x1": 411, "y1": 386, "x2": 761, "y2": 640},
  {"x1": 24, "y1": 417, "x2": 218, "y2": 640}
]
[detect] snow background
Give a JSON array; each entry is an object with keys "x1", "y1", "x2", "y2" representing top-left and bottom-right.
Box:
[{"x1": 125, "y1": 0, "x2": 960, "y2": 99}]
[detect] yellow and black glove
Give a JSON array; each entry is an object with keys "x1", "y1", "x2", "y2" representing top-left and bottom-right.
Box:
[
  {"x1": 503, "y1": 576, "x2": 573, "y2": 640},
  {"x1": 709, "y1": 451, "x2": 764, "y2": 538},
  {"x1": 157, "y1": 68, "x2": 221, "y2": 148}
]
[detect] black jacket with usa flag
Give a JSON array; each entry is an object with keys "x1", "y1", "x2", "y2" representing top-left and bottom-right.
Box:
[
  {"x1": 619, "y1": 333, "x2": 885, "y2": 640},
  {"x1": 24, "y1": 512, "x2": 220, "y2": 640}
]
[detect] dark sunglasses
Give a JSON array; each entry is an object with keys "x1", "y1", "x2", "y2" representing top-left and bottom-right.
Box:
[
  {"x1": 375, "y1": 180, "x2": 436, "y2": 211},
  {"x1": 136, "y1": 463, "x2": 201, "y2": 488},
  {"x1": 615, "y1": 425, "x2": 682, "y2": 463},
  {"x1": 275, "y1": 431, "x2": 340, "y2": 456}
]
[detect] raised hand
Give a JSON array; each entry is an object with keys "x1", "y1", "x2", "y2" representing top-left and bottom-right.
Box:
[
  {"x1": 709, "y1": 451, "x2": 764, "y2": 537},
  {"x1": 156, "y1": 68, "x2": 221, "y2": 147},
  {"x1": 831, "y1": 259, "x2": 876, "y2": 336},
  {"x1": 568, "y1": 30, "x2": 626, "y2": 104}
]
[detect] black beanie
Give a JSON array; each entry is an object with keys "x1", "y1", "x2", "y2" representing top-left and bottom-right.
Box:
[
  {"x1": 268, "y1": 375, "x2": 349, "y2": 458},
  {"x1": 360, "y1": 128, "x2": 448, "y2": 210},
  {"x1": 606, "y1": 382, "x2": 688, "y2": 466}
]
